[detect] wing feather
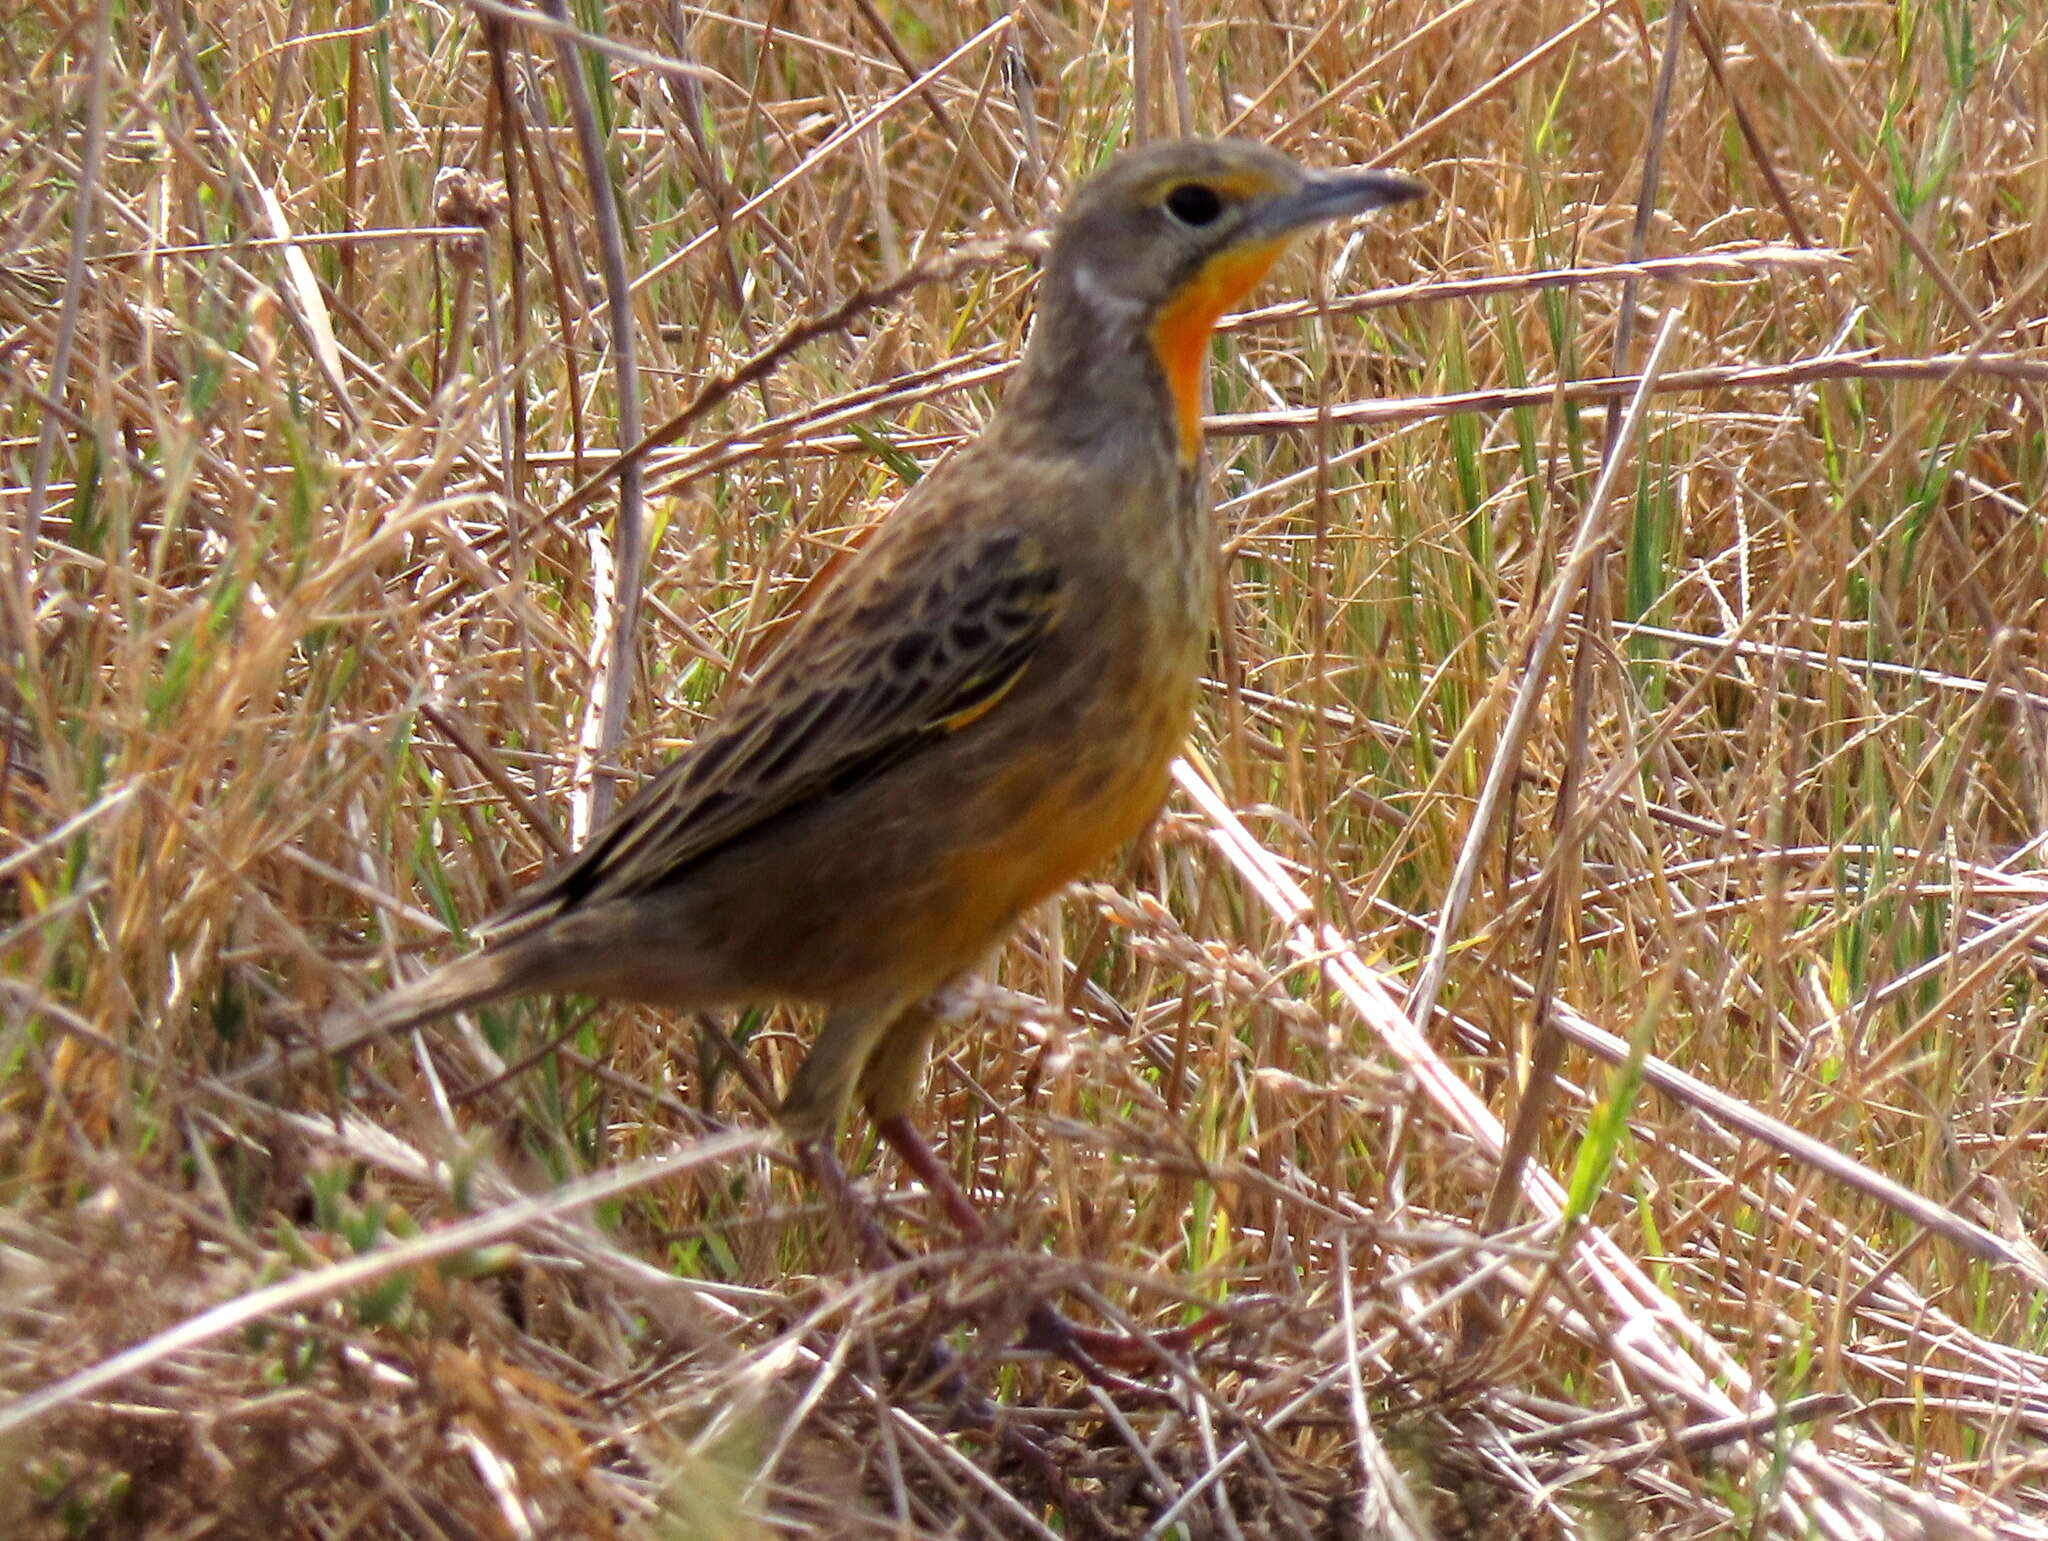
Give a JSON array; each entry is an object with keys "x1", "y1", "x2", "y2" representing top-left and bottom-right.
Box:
[{"x1": 493, "y1": 527, "x2": 1060, "y2": 924}]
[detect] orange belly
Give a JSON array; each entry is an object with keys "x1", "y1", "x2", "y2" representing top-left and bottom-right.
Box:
[{"x1": 936, "y1": 687, "x2": 1190, "y2": 957}]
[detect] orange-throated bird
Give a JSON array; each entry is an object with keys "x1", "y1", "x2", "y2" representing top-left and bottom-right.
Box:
[{"x1": 252, "y1": 139, "x2": 1419, "y2": 1324}]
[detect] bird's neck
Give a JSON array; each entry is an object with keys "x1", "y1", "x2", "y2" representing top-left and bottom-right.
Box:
[
  {"x1": 1006, "y1": 239, "x2": 1288, "y2": 469},
  {"x1": 1001, "y1": 265, "x2": 1185, "y2": 467}
]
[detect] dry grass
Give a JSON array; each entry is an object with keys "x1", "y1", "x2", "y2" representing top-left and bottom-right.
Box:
[{"x1": 6, "y1": 0, "x2": 2048, "y2": 1536}]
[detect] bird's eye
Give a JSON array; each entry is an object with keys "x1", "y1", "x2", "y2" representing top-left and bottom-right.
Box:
[{"x1": 1163, "y1": 182, "x2": 1224, "y2": 227}]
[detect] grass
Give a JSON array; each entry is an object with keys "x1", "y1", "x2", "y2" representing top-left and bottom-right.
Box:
[{"x1": 6, "y1": 0, "x2": 2048, "y2": 1536}]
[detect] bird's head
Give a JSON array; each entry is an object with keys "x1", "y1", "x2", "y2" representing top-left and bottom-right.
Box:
[{"x1": 1035, "y1": 139, "x2": 1423, "y2": 463}]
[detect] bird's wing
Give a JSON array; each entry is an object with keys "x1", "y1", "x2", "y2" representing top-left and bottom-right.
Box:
[{"x1": 494, "y1": 525, "x2": 1061, "y2": 922}]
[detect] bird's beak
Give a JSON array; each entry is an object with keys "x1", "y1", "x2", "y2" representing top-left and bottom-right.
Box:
[{"x1": 1245, "y1": 169, "x2": 1425, "y2": 242}]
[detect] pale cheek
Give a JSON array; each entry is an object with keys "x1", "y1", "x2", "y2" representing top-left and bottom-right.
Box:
[{"x1": 1070, "y1": 261, "x2": 1146, "y2": 323}]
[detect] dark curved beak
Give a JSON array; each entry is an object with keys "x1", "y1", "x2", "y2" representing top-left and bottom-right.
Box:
[{"x1": 1247, "y1": 169, "x2": 1425, "y2": 241}]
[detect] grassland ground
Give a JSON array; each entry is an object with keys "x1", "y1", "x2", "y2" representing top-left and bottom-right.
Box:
[{"x1": 5, "y1": 2, "x2": 2048, "y2": 1537}]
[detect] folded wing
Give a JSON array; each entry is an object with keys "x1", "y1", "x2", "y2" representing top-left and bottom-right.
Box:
[{"x1": 492, "y1": 527, "x2": 1062, "y2": 926}]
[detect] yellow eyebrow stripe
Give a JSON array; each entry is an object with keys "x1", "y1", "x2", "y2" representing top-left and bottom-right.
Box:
[{"x1": 1153, "y1": 168, "x2": 1283, "y2": 204}]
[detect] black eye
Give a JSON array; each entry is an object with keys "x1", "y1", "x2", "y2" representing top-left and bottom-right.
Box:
[{"x1": 1163, "y1": 182, "x2": 1224, "y2": 227}]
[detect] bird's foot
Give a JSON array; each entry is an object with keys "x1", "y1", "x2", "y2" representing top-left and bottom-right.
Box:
[
  {"x1": 871, "y1": 1113, "x2": 1238, "y2": 1384},
  {"x1": 1015, "y1": 1298, "x2": 1237, "y2": 1397}
]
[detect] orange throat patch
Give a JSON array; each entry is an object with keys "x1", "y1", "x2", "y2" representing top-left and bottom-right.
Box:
[{"x1": 1148, "y1": 238, "x2": 1288, "y2": 465}]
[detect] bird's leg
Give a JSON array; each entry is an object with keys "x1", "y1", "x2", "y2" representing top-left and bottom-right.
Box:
[
  {"x1": 872, "y1": 1111, "x2": 989, "y2": 1240},
  {"x1": 797, "y1": 1134, "x2": 1015, "y2": 1415},
  {"x1": 873, "y1": 1112, "x2": 1228, "y2": 1374},
  {"x1": 796, "y1": 1138, "x2": 901, "y2": 1272},
  {"x1": 861, "y1": 999, "x2": 1228, "y2": 1376},
  {"x1": 783, "y1": 1001, "x2": 939, "y2": 1272}
]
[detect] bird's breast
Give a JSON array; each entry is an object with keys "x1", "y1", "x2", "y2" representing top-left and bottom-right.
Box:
[{"x1": 941, "y1": 537, "x2": 1211, "y2": 924}]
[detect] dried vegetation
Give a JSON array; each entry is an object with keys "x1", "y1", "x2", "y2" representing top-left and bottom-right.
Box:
[{"x1": 5, "y1": 1, "x2": 2048, "y2": 1537}]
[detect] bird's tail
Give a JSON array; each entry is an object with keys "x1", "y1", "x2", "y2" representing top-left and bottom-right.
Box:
[{"x1": 227, "y1": 944, "x2": 545, "y2": 1087}]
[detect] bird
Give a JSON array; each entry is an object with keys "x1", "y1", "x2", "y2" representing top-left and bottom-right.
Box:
[{"x1": 251, "y1": 138, "x2": 1419, "y2": 1296}]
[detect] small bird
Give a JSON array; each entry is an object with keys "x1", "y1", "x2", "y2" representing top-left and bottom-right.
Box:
[{"x1": 259, "y1": 139, "x2": 1418, "y2": 1230}]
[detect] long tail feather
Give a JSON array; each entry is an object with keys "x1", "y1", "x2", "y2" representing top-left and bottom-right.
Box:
[{"x1": 227, "y1": 945, "x2": 543, "y2": 1086}]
